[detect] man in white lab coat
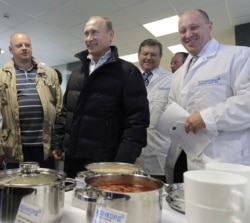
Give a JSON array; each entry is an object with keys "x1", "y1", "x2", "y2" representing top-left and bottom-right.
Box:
[
  {"x1": 135, "y1": 39, "x2": 172, "y2": 182},
  {"x1": 165, "y1": 9, "x2": 250, "y2": 182}
]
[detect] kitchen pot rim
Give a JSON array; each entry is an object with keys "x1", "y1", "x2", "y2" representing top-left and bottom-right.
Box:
[
  {"x1": 84, "y1": 173, "x2": 165, "y2": 193},
  {"x1": 0, "y1": 167, "x2": 66, "y2": 186}
]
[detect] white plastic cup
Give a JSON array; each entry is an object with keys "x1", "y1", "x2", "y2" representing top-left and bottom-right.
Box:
[
  {"x1": 185, "y1": 198, "x2": 243, "y2": 223},
  {"x1": 205, "y1": 162, "x2": 250, "y2": 223},
  {"x1": 184, "y1": 170, "x2": 248, "y2": 223}
]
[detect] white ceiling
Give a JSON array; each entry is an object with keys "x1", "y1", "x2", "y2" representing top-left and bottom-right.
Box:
[{"x1": 0, "y1": 0, "x2": 250, "y2": 72}]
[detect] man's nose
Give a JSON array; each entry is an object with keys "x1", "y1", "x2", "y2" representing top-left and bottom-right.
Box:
[
  {"x1": 185, "y1": 29, "x2": 193, "y2": 38},
  {"x1": 85, "y1": 34, "x2": 94, "y2": 41}
]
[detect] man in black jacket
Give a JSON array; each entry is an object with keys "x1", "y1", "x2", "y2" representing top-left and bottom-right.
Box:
[{"x1": 52, "y1": 16, "x2": 149, "y2": 178}]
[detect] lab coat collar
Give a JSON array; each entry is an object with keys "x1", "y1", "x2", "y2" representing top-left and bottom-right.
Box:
[
  {"x1": 184, "y1": 38, "x2": 220, "y2": 71},
  {"x1": 139, "y1": 67, "x2": 166, "y2": 79},
  {"x1": 198, "y1": 38, "x2": 220, "y2": 60}
]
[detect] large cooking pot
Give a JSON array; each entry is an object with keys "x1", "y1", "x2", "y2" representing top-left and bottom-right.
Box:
[
  {"x1": 78, "y1": 162, "x2": 143, "y2": 178},
  {"x1": 74, "y1": 162, "x2": 143, "y2": 210},
  {"x1": 0, "y1": 162, "x2": 76, "y2": 223},
  {"x1": 75, "y1": 173, "x2": 165, "y2": 223}
]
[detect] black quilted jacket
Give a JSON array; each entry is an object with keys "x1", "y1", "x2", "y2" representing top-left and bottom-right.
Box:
[{"x1": 52, "y1": 46, "x2": 149, "y2": 163}]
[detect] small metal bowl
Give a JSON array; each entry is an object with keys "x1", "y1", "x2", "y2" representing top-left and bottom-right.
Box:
[{"x1": 166, "y1": 183, "x2": 185, "y2": 213}]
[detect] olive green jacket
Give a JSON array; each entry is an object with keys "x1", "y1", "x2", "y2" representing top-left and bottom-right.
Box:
[{"x1": 0, "y1": 58, "x2": 63, "y2": 162}]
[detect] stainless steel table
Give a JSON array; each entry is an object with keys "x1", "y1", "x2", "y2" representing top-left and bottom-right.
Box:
[{"x1": 61, "y1": 191, "x2": 187, "y2": 223}]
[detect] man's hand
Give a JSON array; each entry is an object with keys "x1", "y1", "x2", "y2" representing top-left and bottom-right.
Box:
[
  {"x1": 185, "y1": 111, "x2": 206, "y2": 134},
  {"x1": 52, "y1": 149, "x2": 64, "y2": 160}
]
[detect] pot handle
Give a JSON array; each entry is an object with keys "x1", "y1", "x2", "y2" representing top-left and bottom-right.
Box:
[
  {"x1": 137, "y1": 169, "x2": 146, "y2": 175},
  {"x1": 162, "y1": 183, "x2": 169, "y2": 198},
  {"x1": 63, "y1": 178, "x2": 77, "y2": 191},
  {"x1": 77, "y1": 170, "x2": 95, "y2": 178},
  {"x1": 75, "y1": 186, "x2": 100, "y2": 202}
]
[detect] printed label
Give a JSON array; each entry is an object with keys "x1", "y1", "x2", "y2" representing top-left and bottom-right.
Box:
[
  {"x1": 15, "y1": 201, "x2": 42, "y2": 223},
  {"x1": 92, "y1": 205, "x2": 127, "y2": 223}
]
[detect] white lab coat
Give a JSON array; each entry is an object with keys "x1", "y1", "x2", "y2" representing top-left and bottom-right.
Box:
[
  {"x1": 166, "y1": 39, "x2": 250, "y2": 180},
  {"x1": 136, "y1": 67, "x2": 173, "y2": 175}
]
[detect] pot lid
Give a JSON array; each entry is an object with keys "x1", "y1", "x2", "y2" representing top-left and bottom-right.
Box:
[
  {"x1": 0, "y1": 162, "x2": 62, "y2": 186},
  {"x1": 85, "y1": 162, "x2": 141, "y2": 174}
]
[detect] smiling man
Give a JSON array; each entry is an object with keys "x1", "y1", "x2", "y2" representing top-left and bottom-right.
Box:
[
  {"x1": 51, "y1": 16, "x2": 150, "y2": 178},
  {"x1": 0, "y1": 32, "x2": 63, "y2": 170},
  {"x1": 164, "y1": 9, "x2": 250, "y2": 183},
  {"x1": 135, "y1": 39, "x2": 172, "y2": 182}
]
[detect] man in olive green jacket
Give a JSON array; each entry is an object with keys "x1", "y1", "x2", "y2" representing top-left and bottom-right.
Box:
[
  {"x1": 0, "y1": 49, "x2": 2, "y2": 130},
  {"x1": 0, "y1": 32, "x2": 63, "y2": 169}
]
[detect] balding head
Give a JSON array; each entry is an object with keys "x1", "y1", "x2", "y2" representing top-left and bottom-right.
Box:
[
  {"x1": 178, "y1": 9, "x2": 212, "y2": 56},
  {"x1": 10, "y1": 32, "x2": 31, "y2": 46},
  {"x1": 9, "y1": 32, "x2": 33, "y2": 69}
]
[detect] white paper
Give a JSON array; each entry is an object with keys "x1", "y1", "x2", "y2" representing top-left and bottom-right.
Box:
[
  {"x1": 170, "y1": 121, "x2": 212, "y2": 160},
  {"x1": 156, "y1": 102, "x2": 189, "y2": 137},
  {"x1": 156, "y1": 102, "x2": 212, "y2": 160}
]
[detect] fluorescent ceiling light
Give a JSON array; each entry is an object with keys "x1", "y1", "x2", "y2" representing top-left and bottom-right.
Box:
[
  {"x1": 120, "y1": 53, "x2": 138, "y2": 63},
  {"x1": 143, "y1": 15, "x2": 179, "y2": 37},
  {"x1": 167, "y1": 44, "x2": 188, "y2": 54},
  {"x1": 0, "y1": 49, "x2": 5, "y2": 54}
]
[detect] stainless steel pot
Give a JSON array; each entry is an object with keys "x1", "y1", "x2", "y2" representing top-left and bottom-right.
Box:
[
  {"x1": 74, "y1": 163, "x2": 143, "y2": 210},
  {"x1": 0, "y1": 162, "x2": 76, "y2": 223},
  {"x1": 75, "y1": 173, "x2": 165, "y2": 223}
]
